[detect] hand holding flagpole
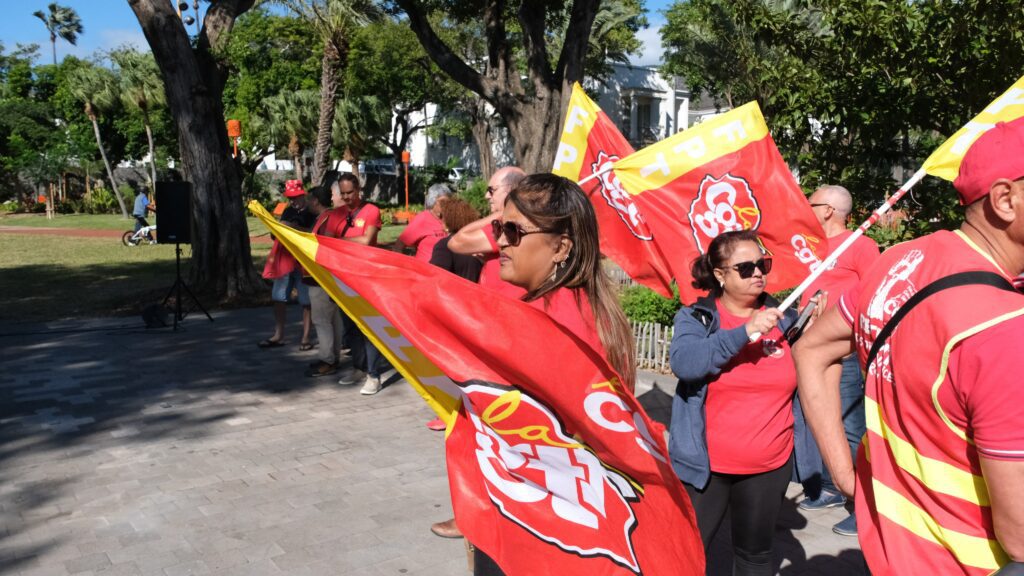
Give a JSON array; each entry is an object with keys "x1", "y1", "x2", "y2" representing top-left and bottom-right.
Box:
[{"x1": 748, "y1": 167, "x2": 928, "y2": 342}]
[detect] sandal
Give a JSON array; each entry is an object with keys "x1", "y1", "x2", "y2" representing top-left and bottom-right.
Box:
[
  {"x1": 299, "y1": 342, "x2": 314, "y2": 351},
  {"x1": 258, "y1": 339, "x2": 285, "y2": 348}
]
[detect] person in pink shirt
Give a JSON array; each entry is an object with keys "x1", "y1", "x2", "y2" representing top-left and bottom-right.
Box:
[{"x1": 395, "y1": 183, "x2": 451, "y2": 261}]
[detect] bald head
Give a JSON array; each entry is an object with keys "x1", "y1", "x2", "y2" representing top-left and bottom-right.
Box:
[
  {"x1": 487, "y1": 166, "x2": 527, "y2": 214},
  {"x1": 809, "y1": 185, "x2": 854, "y2": 235}
]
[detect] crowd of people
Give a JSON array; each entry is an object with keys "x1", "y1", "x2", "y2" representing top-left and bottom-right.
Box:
[{"x1": 256, "y1": 116, "x2": 1024, "y2": 576}]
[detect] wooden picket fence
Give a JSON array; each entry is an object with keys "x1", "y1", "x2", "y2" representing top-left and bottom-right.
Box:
[{"x1": 631, "y1": 320, "x2": 673, "y2": 373}]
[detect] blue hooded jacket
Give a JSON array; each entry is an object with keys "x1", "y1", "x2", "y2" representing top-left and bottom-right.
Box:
[{"x1": 667, "y1": 294, "x2": 819, "y2": 489}]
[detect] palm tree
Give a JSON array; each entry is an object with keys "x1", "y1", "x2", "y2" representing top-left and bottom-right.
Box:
[
  {"x1": 33, "y1": 3, "x2": 83, "y2": 65},
  {"x1": 262, "y1": 90, "x2": 319, "y2": 181},
  {"x1": 332, "y1": 93, "x2": 390, "y2": 180},
  {"x1": 276, "y1": 0, "x2": 381, "y2": 185},
  {"x1": 111, "y1": 49, "x2": 166, "y2": 191},
  {"x1": 67, "y1": 65, "x2": 129, "y2": 218}
]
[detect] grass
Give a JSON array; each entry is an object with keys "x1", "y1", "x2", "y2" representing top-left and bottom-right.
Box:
[
  {"x1": 0, "y1": 211, "x2": 404, "y2": 244},
  {"x1": 0, "y1": 214, "x2": 405, "y2": 323}
]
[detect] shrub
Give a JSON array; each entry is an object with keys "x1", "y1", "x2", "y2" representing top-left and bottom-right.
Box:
[
  {"x1": 619, "y1": 284, "x2": 681, "y2": 326},
  {"x1": 461, "y1": 177, "x2": 490, "y2": 215},
  {"x1": 85, "y1": 186, "x2": 118, "y2": 214}
]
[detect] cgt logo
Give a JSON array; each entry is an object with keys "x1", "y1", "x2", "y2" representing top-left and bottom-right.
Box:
[
  {"x1": 592, "y1": 151, "x2": 653, "y2": 240},
  {"x1": 466, "y1": 383, "x2": 643, "y2": 573},
  {"x1": 791, "y1": 233, "x2": 825, "y2": 272},
  {"x1": 688, "y1": 173, "x2": 762, "y2": 254}
]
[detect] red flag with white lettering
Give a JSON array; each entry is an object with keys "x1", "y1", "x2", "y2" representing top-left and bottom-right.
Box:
[
  {"x1": 553, "y1": 83, "x2": 675, "y2": 297},
  {"x1": 250, "y1": 202, "x2": 704, "y2": 576},
  {"x1": 613, "y1": 102, "x2": 828, "y2": 303}
]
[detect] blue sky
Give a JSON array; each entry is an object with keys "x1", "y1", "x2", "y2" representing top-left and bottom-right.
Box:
[{"x1": 1, "y1": 0, "x2": 673, "y2": 66}]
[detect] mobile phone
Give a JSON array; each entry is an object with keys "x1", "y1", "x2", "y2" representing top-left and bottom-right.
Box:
[{"x1": 784, "y1": 289, "x2": 823, "y2": 344}]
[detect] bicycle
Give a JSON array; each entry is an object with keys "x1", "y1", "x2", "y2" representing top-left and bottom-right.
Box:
[{"x1": 122, "y1": 225, "x2": 158, "y2": 246}]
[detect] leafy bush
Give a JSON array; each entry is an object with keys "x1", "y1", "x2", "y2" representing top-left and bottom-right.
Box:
[
  {"x1": 85, "y1": 186, "x2": 118, "y2": 214},
  {"x1": 619, "y1": 284, "x2": 682, "y2": 326},
  {"x1": 380, "y1": 203, "x2": 424, "y2": 225},
  {"x1": 461, "y1": 177, "x2": 490, "y2": 215},
  {"x1": 1, "y1": 199, "x2": 20, "y2": 213}
]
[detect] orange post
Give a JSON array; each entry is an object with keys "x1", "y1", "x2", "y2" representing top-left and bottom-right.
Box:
[
  {"x1": 227, "y1": 119, "x2": 242, "y2": 158},
  {"x1": 402, "y1": 150, "x2": 411, "y2": 212}
]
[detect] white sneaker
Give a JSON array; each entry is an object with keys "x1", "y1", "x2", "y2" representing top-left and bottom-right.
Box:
[
  {"x1": 337, "y1": 367, "x2": 366, "y2": 386},
  {"x1": 359, "y1": 375, "x2": 382, "y2": 395}
]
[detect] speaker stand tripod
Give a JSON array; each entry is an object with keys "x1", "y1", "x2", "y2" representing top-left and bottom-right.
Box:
[{"x1": 161, "y1": 243, "x2": 213, "y2": 331}]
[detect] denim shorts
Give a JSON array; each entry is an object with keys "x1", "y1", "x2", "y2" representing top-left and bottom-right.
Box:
[{"x1": 271, "y1": 270, "x2": 310, "y2": 305}]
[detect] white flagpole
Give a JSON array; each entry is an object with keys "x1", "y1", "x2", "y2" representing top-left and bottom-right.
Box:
[{"x1": 748, "y1": 167, "x2": 928, "y2": 341}]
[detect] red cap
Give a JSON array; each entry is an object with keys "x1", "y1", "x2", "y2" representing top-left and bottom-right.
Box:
[
  {"x1": 953, "y1": 116, "x2": 1024, "y2": 205},
  {"x1": 284, "y1": 179, "x2": 305, "y2": 198}
]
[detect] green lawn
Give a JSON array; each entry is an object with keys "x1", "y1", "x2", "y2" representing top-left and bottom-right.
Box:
[
  {"x1": 0, "y1": 212, "x2": 404, "y2": 244},
  {"x1": 0, "y1": 213, "x2": 132, "y2": 230}
]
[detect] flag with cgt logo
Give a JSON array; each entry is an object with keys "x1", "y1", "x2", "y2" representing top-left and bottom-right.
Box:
[
  {"x1": 552, "y1": 83, "x2": 675, "y2": 297},
  {"x1": 248, "y1": 202, "x2": 705, "y2": 576},
  {"x1": 611, "y1": 102, "x2": 828, "y2": 303}
]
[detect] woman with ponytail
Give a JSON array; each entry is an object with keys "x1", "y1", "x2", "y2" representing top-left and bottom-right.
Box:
[{"x1": 668, "y1": 230, "x2": 822, "y2": 576}]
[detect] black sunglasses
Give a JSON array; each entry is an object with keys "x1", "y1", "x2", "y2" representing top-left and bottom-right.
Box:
[
  {"x1": 491, "y1": 219, "x2": 551, "y2": 247},
  {"x1": 725, "y1": 257, "x2": 773, "y2": 279}
]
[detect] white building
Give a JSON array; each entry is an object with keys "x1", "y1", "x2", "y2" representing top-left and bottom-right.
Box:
[{"x1": 402, "y1": 63, "x2": 723, "y2": 172}]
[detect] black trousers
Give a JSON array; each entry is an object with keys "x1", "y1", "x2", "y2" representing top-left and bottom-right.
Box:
[
  {"x1": 684, "y1": 454, "x2": 793, "y2": 576},
  {"x1": 473, "y1": 547, "x2": 505, "y2": 576}
]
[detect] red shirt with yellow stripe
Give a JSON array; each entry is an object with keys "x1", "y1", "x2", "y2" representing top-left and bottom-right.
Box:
[{"x1": 837, "y1": 229, "x2": 1024, "y2": 575}]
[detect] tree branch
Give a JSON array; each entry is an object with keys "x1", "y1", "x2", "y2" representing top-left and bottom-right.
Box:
[
  {"x1": 518, "y1": 0, "x2": 553, "y2": 91},
  {"x1": 396, "y1": 0, "x2": 488, "y2": 98},
  {"x1": 555, "y1": 0, "x2": 600, "y2": 85}
]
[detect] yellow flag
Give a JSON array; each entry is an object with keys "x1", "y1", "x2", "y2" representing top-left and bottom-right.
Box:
[
  {"x1": 922, "y1": 75, "x2": 1024, "y2": 181},
  {"x1": 551, "y1": 82, "x2": 602, "y2": 178}
]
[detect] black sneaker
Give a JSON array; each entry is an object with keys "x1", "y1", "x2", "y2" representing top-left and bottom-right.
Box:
[{"x1": 304, "y1": 361, "x2": 337, "y2": 377}]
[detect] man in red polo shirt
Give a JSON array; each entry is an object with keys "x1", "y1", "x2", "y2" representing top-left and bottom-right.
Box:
[
  {"x1": 794, "y1": 118, "x2": 1024, "y2": 575},
  {"x1": 795, "y1": 185, "x2": 879, "y2": 536},
  {"x1": 329, "y1": 173, "x2": 388, "y2": 395},
  {"x1": 395, "y1": 183, "x2": 451, "y2": 261}
]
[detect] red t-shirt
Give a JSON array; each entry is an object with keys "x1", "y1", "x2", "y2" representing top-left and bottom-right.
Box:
[
  {"x1": 704, "y1": 301, "x2": 796, "y2": 474},
  {"x1": 398, "y1": 210, "x2": 446, "y2": 262},
  {"x1": 479, "y1": 224, "x2": 527, "y2": 300},
  {"x1": 338, "y1": 202, "x2": 383, "y2": 246},
  {"x1": 801, "y1": 230, "x2": 879, "y2": 307},
  {"x1": 312, "y1": 207, "x2": 348, "y2": 238}
]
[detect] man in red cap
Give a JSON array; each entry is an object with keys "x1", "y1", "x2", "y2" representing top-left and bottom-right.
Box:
[
  {"x1": 793, "y1": 118, "x2": 1024, "y2": 575},
  {"x1": 259, "y1": 179, "x2": 314, "y2": 350}
]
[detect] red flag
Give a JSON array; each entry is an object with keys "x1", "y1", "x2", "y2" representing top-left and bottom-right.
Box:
[
  {"x1": 614, "y1": 102, "x2": 828, "y2": 303},
  {"x1": 250, "y1": 203, "x2": 704, "y2": 575},
  {"x1": 553, "y1": 84, "x2": 675, "y2": 297}
]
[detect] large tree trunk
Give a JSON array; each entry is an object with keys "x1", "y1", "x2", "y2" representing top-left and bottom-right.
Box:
[
  {"x1": 128, "y1": 0, "x2": 261, "y2": 299},
  {"x1": 311, "y1": 39, "x2": 340, "y2": 186},
  {"x1": 397, "y1": 0, "x2": 599, "y2": 173},
  {"x1": 89, "y1": 109, "x2": 129, "y2": 217},
  {"x1": 469, "y1": 100, "x2": 495, "y2": 178}
]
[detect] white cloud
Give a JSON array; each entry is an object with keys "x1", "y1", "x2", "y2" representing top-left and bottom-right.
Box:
[{"x1": 630, "y1": 19, "x2": 664, "y2": 67}]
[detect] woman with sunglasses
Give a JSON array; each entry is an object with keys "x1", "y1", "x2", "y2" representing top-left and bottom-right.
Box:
[
  {"x1": 472, "y1": 173, "x2": 636, "y2": 576},
  {"x1": 668, "y1": 229, "x2": 816, "y2": 576}
]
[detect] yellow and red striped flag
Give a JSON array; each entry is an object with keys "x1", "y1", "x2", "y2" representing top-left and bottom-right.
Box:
[
  {"x1": 248, "y1": 202, "x2": 705, "y2": 576},
  {"x1": 553, "y1": 83, "x2": 675, "y2": 297},
  {"x1": 610, "y1": 102, "x2": 828, "y2": 303}
]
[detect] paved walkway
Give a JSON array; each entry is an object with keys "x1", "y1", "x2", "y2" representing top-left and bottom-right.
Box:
[{"x1": 0, "y1": 307, "x2": 864, "y2": 575}]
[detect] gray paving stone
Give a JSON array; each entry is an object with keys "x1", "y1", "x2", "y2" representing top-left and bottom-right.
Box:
[{"x1": 1, "y1": 307, "x2": 864, "y2": 575}]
